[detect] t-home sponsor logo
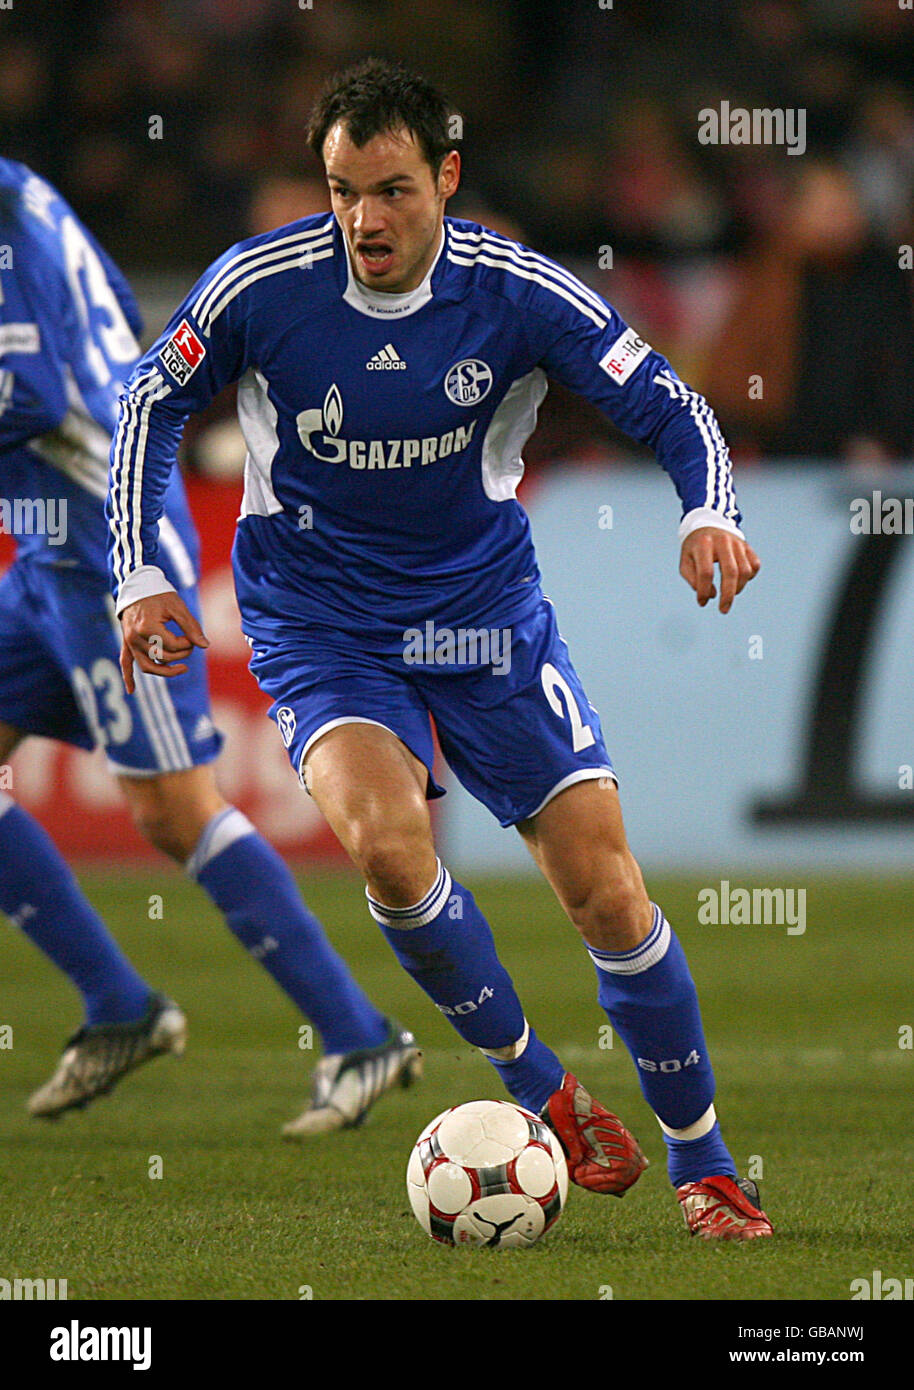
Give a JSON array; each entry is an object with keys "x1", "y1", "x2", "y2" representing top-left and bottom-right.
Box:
[
  {"x1": 697, "y1": 881, "x2": 806, "y2": 935},
  {"x1": 599, "y1": 329, "x2": 651, "y2": 386},
  {"x1": 850, "y1": 491, "x2": 914, "y2": 534},
  {"x1": 50, "y1": 1320, "x2": 151, "y2": 1371},
  {"x1": 698, "y1": 101, "x2": 806, "y2": 156},
  {"x1": 0, "y1": 1276, "x2": 68, "y2": 1300},
  {"x1": 0, "y1": 496, "x2": 67, "y2": 545},
  {"x1": 402, "y1": 621, "x2": 512, "y2": 676}
]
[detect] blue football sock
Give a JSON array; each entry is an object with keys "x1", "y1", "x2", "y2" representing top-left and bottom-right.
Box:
[
  {"x1": 368, "y1": 860, "x2": 564, "y2": 1113},
  {"x1": 0, "y1": 795, "x2": 151, "y2": 1026},
  {"x1": 663, "y1": 1118, "x2": 735, "y2": 1187},
  {"x1": 189, "y1": 807, "x2": 388, "y2": 1054},
  {"x1": 588, "y1": 903, "x2": 736, "y2": 1185},
  {"x1": 483, "y1": 1023, "x2": 565, "y2": 1116}
]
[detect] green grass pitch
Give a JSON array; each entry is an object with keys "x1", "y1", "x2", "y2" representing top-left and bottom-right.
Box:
[{"x1": 1, "y1": 870, "x2": 912, "y2": 1301}]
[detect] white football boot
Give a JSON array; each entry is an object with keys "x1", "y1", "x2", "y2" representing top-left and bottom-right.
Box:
[
  {"x1": 27, "y1": 993, "x2": 187, "y2": 1118},
  {"x1": 282, "y1": 1020, "x2": 422, "y2": 1138}
]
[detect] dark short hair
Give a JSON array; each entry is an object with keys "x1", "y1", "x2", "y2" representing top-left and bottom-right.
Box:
[
  {"x1": 0, "y1": 184, "x2": 19, "y2": 226},
  {"x1": 307, "y1": 57, "x2": 459, "y2": 178}
]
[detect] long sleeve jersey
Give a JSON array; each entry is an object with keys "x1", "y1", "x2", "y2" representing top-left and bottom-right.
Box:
[
  {"x1": 0, "y1": 158, "x2": 197, "y2": 582},
  {"x1": 108, "y1": 213, "x2": 741, "y2": 648}
]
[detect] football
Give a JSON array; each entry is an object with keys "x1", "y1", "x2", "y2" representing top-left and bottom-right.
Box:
[{"x1": 406, "y1": 1099, "x2": 569, "y2": 1248}]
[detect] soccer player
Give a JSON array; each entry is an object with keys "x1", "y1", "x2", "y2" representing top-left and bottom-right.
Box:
[
  {"x1": 0, "y1": 158, "x2": 420, "y2": 1131},
  {"x1": 109, "y1": 59, "x2": 771, "y2": 1239}
]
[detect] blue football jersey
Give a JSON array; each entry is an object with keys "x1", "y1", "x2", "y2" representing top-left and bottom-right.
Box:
[
  {"x1": 108, "y1": 213, "x2": 741, "y2": 646},
  {"x1": 0, "y1": 159, "x2": 198, "y2": 581}
]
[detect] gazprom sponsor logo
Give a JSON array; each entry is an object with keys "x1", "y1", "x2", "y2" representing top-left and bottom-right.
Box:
[{"x1": 296, "y1": 383, "x2": 478, "y2": 470}]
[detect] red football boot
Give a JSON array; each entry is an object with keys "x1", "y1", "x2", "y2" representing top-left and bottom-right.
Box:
[
  {"x1": 676, "y1": 1175, "x2": 774, "y2": 1240},
  {"x1": 541, "y1": 1072, "x2": 648, "y2": 1195}
]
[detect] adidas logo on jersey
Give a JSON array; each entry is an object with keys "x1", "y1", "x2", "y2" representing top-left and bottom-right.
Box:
[{"x1": 365, "y1": 344, "x2": 406, "y2": 370}]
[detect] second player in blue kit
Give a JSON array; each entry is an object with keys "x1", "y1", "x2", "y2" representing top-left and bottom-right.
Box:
[
  {"x1": 0, "y1": 158, "x2": 419, "y2": 1131},
  {"x1": 109, "y1": 58, "x2": 772, "y2": 1239}
]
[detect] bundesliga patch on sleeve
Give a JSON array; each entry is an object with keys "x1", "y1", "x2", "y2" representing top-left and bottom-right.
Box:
[
  {"x1": 160, "y1": 319, "x2": 206, "y2": 385},
  {"x1": 599, "y1": 329, "x2": 651, "y2": 385}
]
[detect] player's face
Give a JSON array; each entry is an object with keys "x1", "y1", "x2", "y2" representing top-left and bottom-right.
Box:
[{"x1": 324, "y1": 123, "x2": 460, "y2": 294}]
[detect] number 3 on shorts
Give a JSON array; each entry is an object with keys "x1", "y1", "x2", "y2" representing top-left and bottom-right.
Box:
[{"x1": 540, "y1": 662, "x2": 595, "y2": 752}]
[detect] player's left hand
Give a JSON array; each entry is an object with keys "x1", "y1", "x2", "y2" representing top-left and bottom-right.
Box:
[
  {"x1": 119, "y1": 590, "x2": 210, "y2": 694},
  {"x1": 679, "y1": 527, "x2": 760, "y2": 614}
]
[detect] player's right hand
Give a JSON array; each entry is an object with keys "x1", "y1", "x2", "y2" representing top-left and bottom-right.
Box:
[
  {"x1": 119, "y1": 591, "x2": 209, "y2": 694},
  {"x1": 679, "y1": 527, "x2": 761, "y2": 615}
]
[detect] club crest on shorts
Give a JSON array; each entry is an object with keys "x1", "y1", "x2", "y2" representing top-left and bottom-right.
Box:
[
  {"x1": 276, "y1": 706, "x2": 297, "y2": 748},
  {"x1": 445, "y1": 358, "x2": 492, "y2": 406}
]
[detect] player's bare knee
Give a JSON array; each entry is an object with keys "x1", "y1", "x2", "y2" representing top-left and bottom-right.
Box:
[
  {"x1": 123, "y1": 790, "x2": 215, "y2": 863},
  {"x1": 567, "y1": 864, "x2": 651, "y2": 952},
  {"x1": 128, "y1": 804, "x2": 198, "y2": 863},
  {"x1": 350, "y1": 820, "x2": 436, "y2": 907},
  {"x1": 120, "y1": 769, "x2": 224, "y2": 865}
]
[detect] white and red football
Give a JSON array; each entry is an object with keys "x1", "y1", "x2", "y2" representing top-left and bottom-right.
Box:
[{"x1": 406, "y1": 1099, "x2": 569, "y2": 1248}]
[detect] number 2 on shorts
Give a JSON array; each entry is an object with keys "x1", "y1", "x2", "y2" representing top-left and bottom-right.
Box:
[{"x1": 540, "y1": 662, "x2": 595, "y2": 752}]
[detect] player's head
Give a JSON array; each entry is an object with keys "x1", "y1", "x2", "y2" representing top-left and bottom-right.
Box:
[{"x1": 307, "y1": 57, "x2": 461, "y2": 294}]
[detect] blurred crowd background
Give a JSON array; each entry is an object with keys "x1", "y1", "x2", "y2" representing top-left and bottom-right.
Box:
[{"x1": 2, "y1": 0, "x2": 913, "y2": 470}]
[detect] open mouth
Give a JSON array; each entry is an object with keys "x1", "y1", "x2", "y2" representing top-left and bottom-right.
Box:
[{"x1": 357, "y1": 242, "x2": 395, "y2": 276}]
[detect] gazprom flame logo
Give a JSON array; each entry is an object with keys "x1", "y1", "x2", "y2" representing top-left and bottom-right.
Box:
[
  {"x1": 296, "y1": 384, "x2": 346, "y2": 462},
  {"x1": 295, "y1": 380, "x2": 478, "y2": 471}
]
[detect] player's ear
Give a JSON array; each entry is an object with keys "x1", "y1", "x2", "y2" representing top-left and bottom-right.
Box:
[{"x1": 438, "y1": 149, "x2": 461, "y2": 200}]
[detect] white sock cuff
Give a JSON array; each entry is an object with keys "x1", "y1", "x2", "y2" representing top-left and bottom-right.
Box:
[
  {"x1": 185, "y1": 806, "x2": 255, "y2": 878},
  {"x1": 366, "y1": 859, "x2": 452, "y2": 929},
  {"x1": 478, "y1": 1019, "x2": 531, "y2": 1062},
  {"x1": 587, "y1": 903, "x2": 671, "y2": 976},
  {"x1": 657, "y1": 1102, "x2": 717, "y2": 1141}
]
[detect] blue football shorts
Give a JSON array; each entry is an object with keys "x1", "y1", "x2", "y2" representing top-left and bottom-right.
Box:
[
  {"x1": 248, "y1": 596, "x2": 616, "y2": 828},
  {"x1": 0, "y1": 559, "x2": 222, "y2": 775}
]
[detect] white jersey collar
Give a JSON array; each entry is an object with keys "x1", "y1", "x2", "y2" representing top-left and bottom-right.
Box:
[{"x1": 341, "y1": 223, "x2": 445, "y2": 319}]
